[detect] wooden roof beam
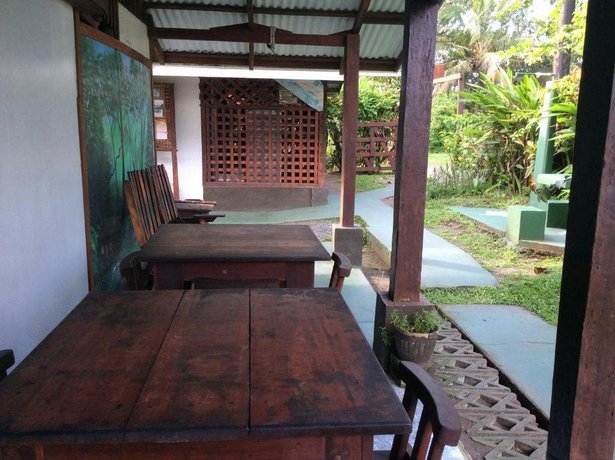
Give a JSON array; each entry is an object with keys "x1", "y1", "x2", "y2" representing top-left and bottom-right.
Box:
[
  {"x1": 156, "y1": 23, "x2": 348, "y2": 47},
  {"x1": 146, "y1": 13, "x2": 165, "y2": 64},
  {"x1": 247, "y1": 0, "x2": 255, "y2": 69},
  {"x1": 163, "y1": 51, "x2": 397, "y2": 72},
  {"x1": 352, "y1": 0, "x2": 372, "y2": 33},
  {"x1": 144, "y1": 2, "x2": 404, "y2": 24}
]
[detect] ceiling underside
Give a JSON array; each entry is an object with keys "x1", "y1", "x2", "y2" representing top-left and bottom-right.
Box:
[{"x1": 145, "y1": 0, "x2": 406, "y2": 72}]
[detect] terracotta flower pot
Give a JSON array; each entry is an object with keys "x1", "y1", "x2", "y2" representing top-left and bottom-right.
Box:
[{"x1": 393, "y1": 326, "x2": 438, "y2": 364}]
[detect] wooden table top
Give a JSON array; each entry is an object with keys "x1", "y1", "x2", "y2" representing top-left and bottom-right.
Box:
[
  {"x1": 139, "y1": 224, "x2": 331, "y2": 263},
  {"x1": 0, "y1": 289, "x2": 410, "y2": 446}
]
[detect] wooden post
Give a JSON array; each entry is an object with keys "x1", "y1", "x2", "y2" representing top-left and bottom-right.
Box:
[
  {"x1": 340, "y1": 34, "x2": 359, "y2": 228},
  {"x1": 388, "y1": 0, "x2": 441, "y2": 302},
  {"x1": 547, "y1": 0, "x2": 615, "y2": 457}
]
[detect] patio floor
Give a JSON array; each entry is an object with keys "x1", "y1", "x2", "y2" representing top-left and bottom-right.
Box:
[{"x1": 219, "y1": 185, "x2": 555, "y2": 458}]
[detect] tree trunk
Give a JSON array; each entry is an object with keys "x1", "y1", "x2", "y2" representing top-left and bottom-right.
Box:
[{"x1": 553, "y1": 0, "x2": 576, "y2": 78}]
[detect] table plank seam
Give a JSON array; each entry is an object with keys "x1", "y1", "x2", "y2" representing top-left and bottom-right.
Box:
[{"x1": 123, "y1": 291, "x2": 186, "y2": 438}]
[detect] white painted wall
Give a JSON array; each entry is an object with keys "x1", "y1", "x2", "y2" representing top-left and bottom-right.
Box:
[
  {"x1": 0, "y1": 0, "x2": 89, "y2": 366},
  {"x1": 118, "y1": 4, "x2": 150, "y2": 59},
  {"x1": 155, "y1": 77, "x2": 204, "y2": 199}
]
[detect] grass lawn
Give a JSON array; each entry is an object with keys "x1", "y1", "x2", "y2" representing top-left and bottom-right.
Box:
[
  {"x1": 422, "y1": 193, "x2": 563, "y2": 324},
  {"x1": 355, "y1": 173, "x2": 394, "y2": 192},
  {"x1": 428, "y1": 152, "x2": 450, "y2": 168}
]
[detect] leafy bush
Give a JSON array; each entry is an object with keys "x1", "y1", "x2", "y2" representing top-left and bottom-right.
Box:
[
  {"x1": 427, "y1": 163, "x2": 489, "y2": 199},
  {"x1": 429, "y1": 93, "x2": 460, "y2": 154},
  {"x1": 327, "y1": 77, "x2": 399, "y2": 172},
  {"x1": 459, "y1": 70, "x2": 545, "y2": 192},
  {"x1": 549, "y1": 71, "x2": 580, "y2": 170},
  {"x1": 390, "y1": 309, "x2": 443, "y2": 334}
]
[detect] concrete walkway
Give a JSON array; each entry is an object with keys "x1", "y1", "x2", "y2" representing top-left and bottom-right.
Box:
[
  {"x1": 439, "y1": 304, "x2": 556, "y2": 422},
  {"x1": 221, "y1": 187, "x2": 556, "y2": 438},
  {"x1": 222, "y1": 186, "x2": 497, "y2": 288}
]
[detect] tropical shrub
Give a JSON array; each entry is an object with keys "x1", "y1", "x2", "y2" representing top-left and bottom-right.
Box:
[
  {"x1": 458, "y1": 69, "x2": 545, "y2": 191},
  {"x1": 427, "y1": 163, "x2": 490, "y2": 199},
  {"x1": 429, "y1": 93, "x2": 460, "y2": 154},
  {"x1": 549, "y1": 71, "x2": 580, "y2": 170},
  {"x1": 326, "y1": 77, "x2": 399, "y2": 172}
]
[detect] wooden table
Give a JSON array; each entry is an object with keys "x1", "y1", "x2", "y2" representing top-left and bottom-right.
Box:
[
  {"x1": 0, "y1": 289, "x2": 410, "y2": 459},
  {"x1": 139, "y1": 224, "x2": 331, "y2": 289}
]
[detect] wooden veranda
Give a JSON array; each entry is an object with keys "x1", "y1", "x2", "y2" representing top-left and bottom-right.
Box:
[{"x1": 43, "y1": 0, "x2": 615, "y2": 457}]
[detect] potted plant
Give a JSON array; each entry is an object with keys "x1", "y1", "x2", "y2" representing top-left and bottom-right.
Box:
[{"x1": 390, "y1": 309, "x2": 443, "y2": 365}]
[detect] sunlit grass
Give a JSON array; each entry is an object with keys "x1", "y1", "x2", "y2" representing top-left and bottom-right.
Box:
[{"x1": 422, "y1": 194, "x2": 563, "y2": 324}]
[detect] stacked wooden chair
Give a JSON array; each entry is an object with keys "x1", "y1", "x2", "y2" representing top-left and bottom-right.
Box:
[
  {"x1": 124, "y1": 164, "x2": 223, "y2": 248},
  {"x1": 374, "y1": 361, "x2": 462, "y2": 460},
  {"x1": 121, "y1": 164, "x2": 224, "y2": 289}
]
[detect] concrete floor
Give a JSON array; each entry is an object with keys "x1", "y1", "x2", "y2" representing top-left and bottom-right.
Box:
[{"x1": 220, "y1": 185, "x2": 558, "y2": 456}]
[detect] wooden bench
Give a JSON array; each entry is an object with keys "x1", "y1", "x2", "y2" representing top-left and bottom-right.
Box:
[{"x1": 124, "y1": 165, "x2": 224, "y2": 247}]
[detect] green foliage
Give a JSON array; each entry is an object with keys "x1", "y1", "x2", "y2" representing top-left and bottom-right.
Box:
[
  {"x1": 458, "y1": 70, "x2": 545, "y2": 191},
  {"x1": 506, "y1": 0, "x2": 587, "y2": 73},
  {"x1": 427, "y1": 163, "x2": 490, "y2": 199},
  {"x1": 438, "y1": 0, "x2": 533, "y2": 80},
  {"x1": 391, "y1": 309, "x2": 443, "y2": 334},
  {"x1": 548, "y1": 72, "x2": 580, "y2": 170},
  {"x1": 326, "y1": 77, "x2": 399, "y2": 172},
  {"x1": 429, "y1": 93, "x2": 461, "y2": 154}
]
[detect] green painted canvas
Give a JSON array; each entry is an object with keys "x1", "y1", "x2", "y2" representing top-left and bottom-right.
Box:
[{"x1": 80, "y1": 36, "x2": 154, "y2": 290}]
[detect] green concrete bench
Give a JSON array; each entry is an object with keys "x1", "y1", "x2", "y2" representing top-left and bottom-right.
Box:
[
  {"x1": 531, "y1": 173, "x2": 571, "y2": 229},
  {"x1": 507, "y1": 205, "x2": 547, "y2": 243}
]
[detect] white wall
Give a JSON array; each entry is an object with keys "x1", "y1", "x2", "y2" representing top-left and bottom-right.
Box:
[
  {"x1": 118, "y1": 4, "x2": 150, "y2": 59},
  {"x1": 154, "y1": 77, "x2": 204, "y2": 199},
  {"x1": 0, "y1": 0, "x2": 89, "y2": 366}
]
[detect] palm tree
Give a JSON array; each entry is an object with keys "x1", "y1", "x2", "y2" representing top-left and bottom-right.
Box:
[{"x1": 437, "y1": 0, "x2": 533, "y2": 81}]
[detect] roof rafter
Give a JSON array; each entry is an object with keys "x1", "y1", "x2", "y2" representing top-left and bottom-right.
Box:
[
  {"x1": 146, "y1": 13, "x2": 165, "y2": 64},
  {"x1": 156, "y1": 23, "x2": 348, "y2": 47},
  {"x1": 163, "y1": 51, "x2": 397, "y2": 72},
  {"x1": 352, "y1": 0, "x2": 372, "y2": 33}
]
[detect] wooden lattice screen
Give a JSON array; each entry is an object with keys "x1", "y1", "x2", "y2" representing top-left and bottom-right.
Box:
[
  {"x1": 200, "y1": 78, "x2": 323, "y2": 187},
  {"x1": 356, "y1": 121, "x2": 398, "y2": 173}
]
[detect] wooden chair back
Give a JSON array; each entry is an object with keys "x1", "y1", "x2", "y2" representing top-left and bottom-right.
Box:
[
  {"x1": 124, "y1": 171, "x2": 160, "y2": 247},
  {"x1": 120, "y1": 251, "x2": 152, "y2": 290},
  {"x1": 375, "y1": 361, "x2": 462, "y2": 460},
  {"x1": 329, "y1": 251, "x2": 352, "y2": 291},
  {"x1": 0, "y1": 349, "x2": 15, "y2": 381},
  {"x1": 124, "y1": 165, "x2": 222, "y2": 247},
  {"x1": 151, "y1": 164, "x2": 180, "y2": 223}
]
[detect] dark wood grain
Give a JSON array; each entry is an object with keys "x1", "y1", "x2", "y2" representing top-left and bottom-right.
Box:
[
  {"x1": 127, "y1": 289, "x2": 250, "y2": 442},
  {"x1": 140, "y1": 224, "x2": 329, "y2": 262},
  {"x1": 250, "y1": 288, "x2": 410, "y2": 438},
  {"x1": 389, "y1": 0, "x2": 440, "y2": 303},
  {"x1": 0, "y1": 291, "x2": 182, "y2": 443},
  {"x1": 0, "y1": 289, "x2": 409, "y2": 459},
  {"x1": 140, "y1": 224, "x2": 329, "y2": 289}
]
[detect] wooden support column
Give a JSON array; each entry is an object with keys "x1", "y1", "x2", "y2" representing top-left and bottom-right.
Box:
[
  {"x1": 388, "y1": 0, "x2": 441, "y2": 303},
  {"x1": 547, "y1": 0, "x2": 615, "y2": 456},
  {"x1": 340, "y1": 33, "x2": 360, "y2": 228},
  {"x1": 333, "y1": 34, "x2": 363, "y2": 265}
]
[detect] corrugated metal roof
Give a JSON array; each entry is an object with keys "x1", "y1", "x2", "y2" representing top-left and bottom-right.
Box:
[{"x1": 148, "y1": 0, "x2": 406, "y2": 71}]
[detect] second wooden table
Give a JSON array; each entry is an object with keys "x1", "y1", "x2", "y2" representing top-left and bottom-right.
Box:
[{"x1": 139, "y1": 224, "x2": 331, "y2": 289}]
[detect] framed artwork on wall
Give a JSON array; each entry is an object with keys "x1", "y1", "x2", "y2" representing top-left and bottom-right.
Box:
[{"x1": 77, "y1": 24, "x2": 155, "y2": 291}]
